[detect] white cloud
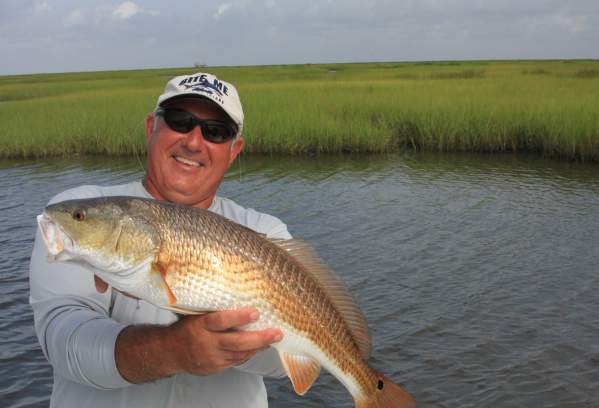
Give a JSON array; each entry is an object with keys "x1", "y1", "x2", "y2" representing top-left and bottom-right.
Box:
[
  {"x1": 112, "y1": 1, "x2": 140, "y2": 20},
  {"x1": 213, "y1": 3, "x2": 232, "y2": 19},
  {"x1": 34, "y1": 1, "x2": 51, "y2": 13}
]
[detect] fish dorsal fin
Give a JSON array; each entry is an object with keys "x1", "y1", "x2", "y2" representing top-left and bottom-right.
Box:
[
  {"x1": 269, "y1": 238, "x2": 372, "y2": 359},
  {"x1": 279, "y1": 352, "x2": 321, "y2": 395}
]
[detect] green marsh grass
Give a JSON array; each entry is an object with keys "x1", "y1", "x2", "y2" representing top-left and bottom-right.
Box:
[{"x1": 1, "y1": 60, "x2": 598, "y2": 160}]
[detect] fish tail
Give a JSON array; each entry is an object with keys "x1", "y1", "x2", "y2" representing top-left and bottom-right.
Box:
[{"x1": 354, "y1": 373, "x2": 416, "y2": 408}]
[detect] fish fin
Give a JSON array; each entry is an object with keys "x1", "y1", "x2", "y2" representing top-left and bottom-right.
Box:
[
  {"x1": 354, "y1": 373, "x2": 416, "y2": 408},
  {"x1": 151, "y1": 261, "x2": 177, "y2": 305},
  {"x1": 159, "y1": 305, "x2": 210, "y2": 315},
  {"x1": 114, "y1": 288, "x2": 207, "y2": 316},
  {"x1": 278, "y1": 351, "x2": 321, "y2": 396},
  {"x1": 270, "y1": 238, "x2": 372, "y2": 359},
  {"x1": 113, "y1": 288, "x2": 141, "y2": 301}
]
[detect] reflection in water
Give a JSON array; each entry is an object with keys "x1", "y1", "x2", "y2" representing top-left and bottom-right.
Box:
[
  {"x1": 1, "y1": 153, "x2": 599, "y2": 407},
  {"x1": 233, "y1": 151, "x2": 599, "y2": 186}
]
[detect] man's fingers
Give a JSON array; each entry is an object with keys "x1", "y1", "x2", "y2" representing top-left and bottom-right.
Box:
[
  {"x1": 218, "y1": 328, "x2": 283, "y2": 352},
  {"x1": 203, "y1": 308, "x2": 260, "y2": 332},
  {"x1": 94, "y1": 275, "x2": 108, "y2": 293},
  {"x1": 224, "y1": 345, "x2": 272, "y2": 364},
  {"x1": 224, "y1": 349, "x2": 259, "y2": 364}
]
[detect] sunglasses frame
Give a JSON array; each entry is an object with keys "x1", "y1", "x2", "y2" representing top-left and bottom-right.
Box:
[{"x1": 155, "y1": 107, "x2": 238, "y2": 144}]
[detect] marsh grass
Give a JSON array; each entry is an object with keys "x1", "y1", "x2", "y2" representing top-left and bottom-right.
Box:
[
  {"x1": 428, "y1": 69, "x2": 485, "y2": 79},
  {"x1": 523, "y1": 69, "x2": 552, "y2": 76},
  {"x1": 1, "y1": 60, "x2": 598, "y2": 160},
  {"x1": 573, "y1": 69, "x2": 599, "y2": 79}
]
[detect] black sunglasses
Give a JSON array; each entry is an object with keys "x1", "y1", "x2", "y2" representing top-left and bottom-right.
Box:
[{"x1": 155, "y1": 108, "x2": 238, "y2": 144}]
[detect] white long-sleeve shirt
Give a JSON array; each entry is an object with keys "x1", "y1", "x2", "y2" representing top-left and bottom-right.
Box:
[{"x1": 29, "y1": 181, "x2": 292, "y2": 408}]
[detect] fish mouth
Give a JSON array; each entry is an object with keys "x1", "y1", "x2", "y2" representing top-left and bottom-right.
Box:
[
  {"x1": 173, "y1": 155, "x2": 203, "y2": 168},
  {"x1": 37, "y1": 212, "x2": 74, "y2": 261}
]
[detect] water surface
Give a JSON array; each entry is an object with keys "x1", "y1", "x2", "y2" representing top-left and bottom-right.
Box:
[{"x1": 1, "y1": 153, "x2": 599, "y2": 407}]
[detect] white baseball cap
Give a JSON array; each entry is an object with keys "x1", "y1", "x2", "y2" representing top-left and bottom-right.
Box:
[{"x1": 156, "y1": 72, "x2": 244, "y2": 137}]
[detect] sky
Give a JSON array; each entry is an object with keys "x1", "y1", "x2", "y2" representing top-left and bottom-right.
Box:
[{"x1": 1, "y1": 0, "x2": 597, "y2": 75}]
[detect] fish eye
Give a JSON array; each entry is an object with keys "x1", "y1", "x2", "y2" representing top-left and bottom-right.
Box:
[{"x1": 73, "y1": 209, "x2": 86, "y2": 221}]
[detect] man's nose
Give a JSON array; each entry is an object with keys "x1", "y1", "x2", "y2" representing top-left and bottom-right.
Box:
[{"x1": 182, "y1": 125, "x2": 206, "y2": 150}]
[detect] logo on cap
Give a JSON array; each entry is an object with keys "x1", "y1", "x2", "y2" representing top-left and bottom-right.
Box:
[
  {"x1": 182, "y1": 82, "x2": 224, "y2": 97},
  {"x1": 178, "y1": 74, "x2": 228, "y2": 94}
]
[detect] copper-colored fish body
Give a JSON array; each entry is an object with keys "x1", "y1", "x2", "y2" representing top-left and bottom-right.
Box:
[{"x1": 38, "y1": 197, "x2": 415, "y2": 408}]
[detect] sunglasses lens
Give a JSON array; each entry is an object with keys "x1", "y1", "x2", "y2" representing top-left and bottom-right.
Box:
[
  {"x1": 163, "y1": 109, "x2": 195, "y2": 133},
  {"x1": 201, "y1": 121, "x2": 235, "y2": 143},
  {"x1": 160, "y1": 109, "x2": 236, "y2": 143}
]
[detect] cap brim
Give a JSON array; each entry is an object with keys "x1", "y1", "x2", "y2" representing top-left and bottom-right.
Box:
[
  {"x1": 160, "y1": 94, "x2": 237, "y2": 126},
  {"x1": 160, "y1": 94, "x2": 218, "y2": 108},
  {"x1": 159, "y1": 94, "x2": 240, "y2": 135}
]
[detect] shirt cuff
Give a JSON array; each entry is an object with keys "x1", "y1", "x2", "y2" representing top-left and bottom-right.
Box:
[{"x1": 67, "y1": 318, "x2": 132, "y2": 389}]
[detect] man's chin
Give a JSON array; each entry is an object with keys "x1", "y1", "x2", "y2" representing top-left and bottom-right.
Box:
[{"x1": 161, "y1": 185, "x2": 216, "y2": 208}]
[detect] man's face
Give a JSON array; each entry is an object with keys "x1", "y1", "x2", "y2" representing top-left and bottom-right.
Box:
[{"x1": 144, "y1": 99, "x2": 244, "y2": 208}]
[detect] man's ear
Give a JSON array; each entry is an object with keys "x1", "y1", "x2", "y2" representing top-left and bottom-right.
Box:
[
  {"x1": 145, "y1": 113, "x2": 156, "y2": 144},
  {"x1": 228, "y1": 137, "x2": 245, "y2": 165}
]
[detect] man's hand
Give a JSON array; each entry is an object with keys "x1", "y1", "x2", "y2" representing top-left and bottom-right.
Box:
[
  {"x1": 168, "y1": 309, "x2": 283, "y2": 375},
  {"x1": 113, "y1": 306, "x2": 282, "y2": 383}
]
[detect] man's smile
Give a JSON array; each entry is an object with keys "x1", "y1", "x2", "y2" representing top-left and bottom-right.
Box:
[{"x1": 173, "y1": 155, "x2": 203, "y2": 168}]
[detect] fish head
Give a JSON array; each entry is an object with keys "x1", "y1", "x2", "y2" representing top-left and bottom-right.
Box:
[{"x1": 37, "y1": 197, "x2": 159, "y2": 275}]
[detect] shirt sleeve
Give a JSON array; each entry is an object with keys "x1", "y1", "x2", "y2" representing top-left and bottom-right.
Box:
[{"x1": 29, "y1": 189, "x2": 132, "y2": 390}]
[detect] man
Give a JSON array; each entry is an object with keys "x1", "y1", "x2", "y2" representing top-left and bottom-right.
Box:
[{"x1": 29, "y1": 73, "x2": 287, "y2": 407}]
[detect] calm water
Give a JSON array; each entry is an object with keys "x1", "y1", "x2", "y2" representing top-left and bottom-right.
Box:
[{"x1": 1, "y1": 153, "x2": 599, "y2": 407}]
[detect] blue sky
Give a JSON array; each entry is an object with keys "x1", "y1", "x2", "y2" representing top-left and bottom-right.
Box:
[{"x1": 1, "y1": 0, "x2": 597, "y2": 75}]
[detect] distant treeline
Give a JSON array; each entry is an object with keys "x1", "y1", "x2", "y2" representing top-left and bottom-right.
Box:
[{"x1": 1, "y1": 60, "x2": 598, "y2": 161}]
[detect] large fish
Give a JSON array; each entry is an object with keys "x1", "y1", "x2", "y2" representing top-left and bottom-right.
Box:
[{"x1": 37, "y1": 196, "x2": 415, "y2": 408}]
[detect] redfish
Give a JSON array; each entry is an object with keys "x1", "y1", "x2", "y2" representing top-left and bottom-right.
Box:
[{"x1": 37, "y1": 196, "x2": 415, "y2": 408}]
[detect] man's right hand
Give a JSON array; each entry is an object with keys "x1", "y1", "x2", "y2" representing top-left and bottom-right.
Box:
[
  {"x1": 115, "y1": 308, "x2": 283, "y2": 383},
  {"x1": 169, "y1": 309, "x2": 283, "y2": 375}
]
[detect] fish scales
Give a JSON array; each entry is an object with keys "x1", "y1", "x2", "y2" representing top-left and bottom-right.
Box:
[
  {"x1": 37, "y1": 197, "x2": 416, "y2": 407},
  {"x1": 150, "y1": 200, "x2": 377, "y2": 396}
]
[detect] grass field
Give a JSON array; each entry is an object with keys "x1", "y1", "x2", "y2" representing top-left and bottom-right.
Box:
[{"x1": 1, "y1": 60, "x2": 598, "y2": 160}]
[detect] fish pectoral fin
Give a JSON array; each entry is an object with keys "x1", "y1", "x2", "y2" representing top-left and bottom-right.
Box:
[
  {"x1": 150, "y1": 261, "x2": 177, "y2": 305},
  {"x1": 279, "y1": 352, "x2": 321, "y2": 396}
]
